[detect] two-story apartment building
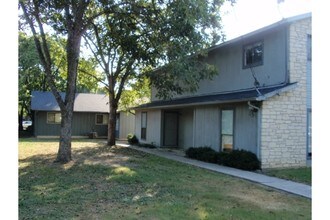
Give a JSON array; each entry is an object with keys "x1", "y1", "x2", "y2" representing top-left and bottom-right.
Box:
[{"x1": 134, "y1": 13, "x2": 312, "y2": 168}]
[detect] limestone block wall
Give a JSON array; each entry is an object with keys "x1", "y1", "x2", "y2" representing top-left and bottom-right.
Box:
[{"x1": 260, "y1": 17, "x2": 311, "y2": 168}]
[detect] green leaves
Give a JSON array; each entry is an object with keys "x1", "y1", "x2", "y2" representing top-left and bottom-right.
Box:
[
  {"x1": 148, "y1": 52, "x2": 218, "y2": 99},
  {"x1": 82, "y1": 0, "x2": 228, "y2": 102},
  {"x1": 18, "y1": 32, "x2": 102, "y2": 119}
]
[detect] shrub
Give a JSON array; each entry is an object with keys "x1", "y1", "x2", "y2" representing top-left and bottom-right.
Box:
[
  {"x1": 186, "y1": 147, "x2": 261, "y2": 171},
  {"x1": 127, "y1": 133, "x2": 139, "y2": 145},
  {"x1": 185, "y1": 147, "x2": 199, "y2": 159},
  {"x1": 138, "y1": 143, "x2": 157, "y2": 148},
  {"x1": 220, "y1": 149, "x2": 260, "y2": 171},
  {"x1": 216, "y1": 151, "x2": 228, "y2": 165},
  {"x1": 185, "y1": 146, "x2": 218, "y2": 163}
]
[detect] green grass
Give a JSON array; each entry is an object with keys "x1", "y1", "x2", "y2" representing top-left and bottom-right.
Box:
[
  {"x1": 262, "y1": 167, "x2": 311, "y2": 185},
  {"x1": 19, "y1": 138, "x2": 311, "y2": 219}
]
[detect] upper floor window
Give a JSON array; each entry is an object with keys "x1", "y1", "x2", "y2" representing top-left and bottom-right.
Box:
[
  {"x1": 96, "y1": 114, "x2": 108, "y2": 125},
  {"x1": 47, "y1": 112, "x2": 61, "y2": 124},
  {"x1": 243, "y1": 41, "x2": 263, "y2": 68}
]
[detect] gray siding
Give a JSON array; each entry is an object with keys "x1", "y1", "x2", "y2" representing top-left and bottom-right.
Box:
[
  {"x1": 151, "y1": 27, "x2": 287, "y2": 101},
  {"x1": 34, "y1": 111, "x2": 108, "y2": 137},
  {"x1": 34, "y1": 111, "x2": 61, "y2": 136},
  {"x1": 192, "y1": 104, "x2": 258, "y2": 153},
  {"x1": 234, "y1": 104, "x2": 258, "y2": 155},
  {"x1": 193, "y1": 106, "x2": 220, "y2": 151},
  {"x1": 119, "y1": 112, "x2": 135, "y2": 139},
  {"x1": 135, "y1": 110, "x2": 162, "y2": 146},
  {"x1": 178, "y1": 108, "x2": 194, "y2": 149},
  {"x1": 136, "y1": 103, "x2": 258, "y2": 154}
]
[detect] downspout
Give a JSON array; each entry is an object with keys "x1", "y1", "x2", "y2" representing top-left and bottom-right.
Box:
[{"x1": 248, "y1": 101, "x2": 262, "y2": 161}]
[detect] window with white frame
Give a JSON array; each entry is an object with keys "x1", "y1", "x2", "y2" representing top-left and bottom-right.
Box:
[
  {"x1": 221, "y1": 109, "x2": 234, "y2": 152},
  {"x1": 95, "y1": 114, "x2": 109, "y2": 125},
  {"x1": 47, "y1": 112, "x2": 61, "y2": 124},
  {"x1": 243, "y1": 41, "x2": 263, "y2": 68}
]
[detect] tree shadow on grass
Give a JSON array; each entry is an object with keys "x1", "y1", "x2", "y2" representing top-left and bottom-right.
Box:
[{"x1": 19, "y1": 144, "x2": 157, "y2": 219}]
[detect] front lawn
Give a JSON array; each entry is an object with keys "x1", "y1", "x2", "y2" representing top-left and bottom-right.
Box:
[
  {"x1": 262, "y1": 167, "x2": 311, "y2": 185},
  {"x1": 19, "y1": 139, "x2": 311, "y2": 219}
]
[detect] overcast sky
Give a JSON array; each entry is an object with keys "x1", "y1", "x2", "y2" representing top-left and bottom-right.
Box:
[{"x1": 220, "y1": 0, "x2": 312, "y2": 40}]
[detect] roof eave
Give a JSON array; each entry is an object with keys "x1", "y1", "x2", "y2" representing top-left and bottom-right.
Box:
[
  {"x1": 134, "y1": 83, "x2": 298, "y2": 110},
  {"x1": 134, "y1": 97, "x2": 258, "y2": 110},
  {"x1": 256, "y1": 83, "x2": 297, "y2": 101}
]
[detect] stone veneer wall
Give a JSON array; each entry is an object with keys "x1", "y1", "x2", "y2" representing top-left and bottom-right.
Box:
[{"x1": 260, "y1": 17, "x2": 311, "y2": 168}]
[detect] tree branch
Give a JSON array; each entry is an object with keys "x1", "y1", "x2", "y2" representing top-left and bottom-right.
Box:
[
  {"x1": 91, "y1": 22, "x2": 108, "y2": 70},
  {"x1": 83, "y1": 34, "x2": 107, "y2": 71},
  {"x1": 20, "y1": 1, "x2": 65, "y2": 110},
  {"x1": 78, "y1": 68, "x2": 109, "y2": 87},
  {"x1": 115, "y1": 59, "x2": 135, "y2": 103}
]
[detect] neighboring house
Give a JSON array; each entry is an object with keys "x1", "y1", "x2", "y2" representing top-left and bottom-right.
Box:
[
  {"x1": 31, "y1": 91, "x2": 135, "y2": 139},
  {"x1": 134, "y1": 13, "x2": 312, "y2": 168}
]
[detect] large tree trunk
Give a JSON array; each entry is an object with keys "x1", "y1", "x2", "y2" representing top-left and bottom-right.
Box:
[
  {"x1": 55, "y1": 109, "x2": 73, "y2": 162},
  {"x1": 107, "y1": 96, "x2": 118, "y2": 146},
  {"x1": 54, "y1": 30, "x2": 81, "y2": 163},
  {"x1": 20, "y1": 1, "x2": 89, "y2": 164}
]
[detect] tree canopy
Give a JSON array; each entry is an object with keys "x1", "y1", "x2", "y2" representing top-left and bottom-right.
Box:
[
  {"x1": 82, "y1": 0, "x2": 231, "y2": 145},
  {"x1": 18, "y1": 32, "x2": 102, "y2": 121},
  {"x1": 19, "y1": 0, "x2": 234, "y2": 160}
]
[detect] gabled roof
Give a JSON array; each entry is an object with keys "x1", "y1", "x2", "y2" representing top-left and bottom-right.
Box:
[
  {"x1": 31, "y1": 91, "x2": 109, "y2": 113},
  {"x1": 134, "y1": 83, "x2": 297, "y2": 110}
]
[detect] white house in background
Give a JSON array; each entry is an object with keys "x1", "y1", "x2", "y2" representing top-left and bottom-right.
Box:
[{"x1": 134, "y1": 13, "x2": 312, "y2": 168}]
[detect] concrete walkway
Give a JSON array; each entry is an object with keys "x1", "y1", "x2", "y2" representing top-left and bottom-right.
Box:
[{"x1": 117, "y1": 142, "x2": 311, "y2": 199}]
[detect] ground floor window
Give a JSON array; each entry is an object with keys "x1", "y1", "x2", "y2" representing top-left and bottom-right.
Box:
[
  {"x1": 307, "y1": 109, "x2": 312, "y2": 158},
  {"x1": 47, "y1": 112, "x2": 61, "y2": 124},
  {"x1": 95, "y1": 114, "x2": 109, "y2": 125},
  {"x1": 221, "y1": 109, "x2": 234, "y2": 152},
  {"x1": 141, "y1": 112, "x2": 147, "y2": 140}
]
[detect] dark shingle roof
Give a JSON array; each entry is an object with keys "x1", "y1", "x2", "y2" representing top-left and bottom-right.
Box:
[
  {"x1": 134, "y1": 83, "x2": 297, "y2": 109},
  {"x1": 31, "y1": 91, "x2": 109, "y2": 112}
]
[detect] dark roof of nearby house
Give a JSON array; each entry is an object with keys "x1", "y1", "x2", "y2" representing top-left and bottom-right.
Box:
[
  {"x1": 31, "y1": 91, "x2": 109, "y2": 112},
  {"x1": 134, "y1": 83, "x2": 297, "y2": 110}
]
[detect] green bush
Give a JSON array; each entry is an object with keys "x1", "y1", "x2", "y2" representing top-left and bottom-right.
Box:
[
  {"x1": 185, "y1": 146, "x2": 218, "y2": 163},
  {"x1": 186, "y1": 147, "x2": 260, "y2": 171},
  {"x1": 220, "y1": 149, "x2": 260, "y2": 171},
  {"x1": 138, "y1": 143, "x2": 157, "y2": 148},
  {"x1": 127, "y1": 134, "x2": 139, "y2": 145}
]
